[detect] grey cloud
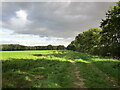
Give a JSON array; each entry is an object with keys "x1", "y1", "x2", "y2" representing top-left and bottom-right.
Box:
[{"x1": 2, "y1": 2, "x2": 115, "y2": 38}]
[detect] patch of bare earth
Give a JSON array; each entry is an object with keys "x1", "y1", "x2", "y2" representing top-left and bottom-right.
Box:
[{"x1": 71, "y1": 62, "x2": 87, "y2": 88}]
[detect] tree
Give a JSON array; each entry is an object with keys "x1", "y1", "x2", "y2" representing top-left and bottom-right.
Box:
[
  {"x1": 47, "y1": 45, "x2": 53, "y2": 50},
  {"x1": 100, "y1": 1, "x2": 120, "y2": 58},
  {"x1": 57, "y1": 45, "x2": 65, "y2": 50},
  {"x1": 67, "y1": 41, "x2": 76, "y2": 51},
  {"x1": 67, "y1": 28, "x2": 102, "y2": 54},
  {"x1": 1, "y1": 44, "x2": 66, "y2": 51}
]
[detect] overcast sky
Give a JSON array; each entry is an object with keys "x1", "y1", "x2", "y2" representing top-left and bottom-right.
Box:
[{"x1": 0, "y1": 2, "x2": 116, "y2": 46}]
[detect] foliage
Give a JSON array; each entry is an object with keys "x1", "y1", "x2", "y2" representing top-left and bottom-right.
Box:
[
  {"x1": 100, "y1": 1, "x2": 120, "y2": 58},
  {"x1": 67, "y1": 2, "x2": 120, "y2": 58},
  {"x1": 67, "y1": 28, "x2": 102, "y2": 55},
  {"x1": 0, "y1": 44, "x2": 66, "y2": 51},
  {"x1": 66, "y1": 41, "x2": 76, "y2": 51}
]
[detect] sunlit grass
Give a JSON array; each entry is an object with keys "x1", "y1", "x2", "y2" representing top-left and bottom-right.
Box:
[
  {"x1": 75, "y1": 59, "x2": 90, "y2": 63},
  {"x1": 0, "y1": 50, "x2": 119, "y2": 63},
  {"x1": 1, "y1": 50, "x2": 120, "y2": 88},
  {"x1": 0, "y1": 50, "x2": 55, "y2": 60}
]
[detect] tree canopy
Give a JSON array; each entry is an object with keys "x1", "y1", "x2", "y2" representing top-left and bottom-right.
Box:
[
  {"x1": 100, "y1": 1, "x2": 120, "y2": 57},
  {"x1": 0, "y1": 44, "x2": 66, "y2": 51},
  {"x1": 67, "y1": 2, "x2": 120, "y2": 58},
  {"x1": 67, "y1": 28, "x2": 102, "y2": 55}
]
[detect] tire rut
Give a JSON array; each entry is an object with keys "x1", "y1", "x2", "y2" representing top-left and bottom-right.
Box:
[
  {"x1": 90, "y1": 63, "x2": 120, "y2": 88},
  {"x1": 71, "y1": 62, "x2": 87, "y2": 88}
]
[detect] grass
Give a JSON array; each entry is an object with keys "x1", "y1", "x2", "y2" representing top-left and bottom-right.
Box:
[
  {"x1": 93, "y1": 61, "x2": 120, "y2": 81},
  {"x1": 1, "y1": 50, "x2": 120, "y2": 88},
  {"x1": 1, "y1": 50, "x2": 75, "y2": 88},
  {"x1": 2, "y1": 59, "x2": 74, "y2": 88},
  {"x1": 1, "y1": 50, "x2": 55, "y2": 60},
  {"x1": 56, "y1": 51, "x2": 120, "y2": 88},
  {"x1": 76, "y1": 63, "x2": 118, "y2": 88}
]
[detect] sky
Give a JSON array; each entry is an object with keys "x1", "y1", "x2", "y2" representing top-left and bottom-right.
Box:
[{"x1": 0, "y1": 2, "x2": 116, "y2": 46}]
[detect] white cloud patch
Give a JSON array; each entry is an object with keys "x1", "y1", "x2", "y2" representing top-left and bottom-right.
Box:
[
  {"x1": 0, "y1": 22, "x2": 2, "y2": 27},
  {"x1": 0, "y1": 28, "x2": 13, "y2": 35},
  {"x1": 0, "y1": 28, "x2": 73, "y2": 46},
  {"x1": 16, "y1": 10, "x2": 27, "y2": 19},
  {"x1": 9, "y1": 10, "x2": 31, "y2": 29}
]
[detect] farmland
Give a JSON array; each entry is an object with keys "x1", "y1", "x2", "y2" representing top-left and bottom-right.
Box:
[{"x1": 1, "y1": 50, "x2": 120, "y2": 88}]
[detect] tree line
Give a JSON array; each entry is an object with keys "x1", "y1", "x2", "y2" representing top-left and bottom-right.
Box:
[
  {"x1": 0, "y1": 44, "x2": 65, "y2": 51},
  {"x1": 67, "y1": 2, "x2": 120, "y2": 58}
]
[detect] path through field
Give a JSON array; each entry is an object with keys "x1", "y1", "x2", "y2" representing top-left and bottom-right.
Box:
[
  {"x1": 1, "y1": 50, "x2": 120, "y2": 88},
  {"x1": 71, "y1": 62, "x2": 87, "y2": 88}
]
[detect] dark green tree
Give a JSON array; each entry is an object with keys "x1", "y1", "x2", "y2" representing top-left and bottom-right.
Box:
[
  {"x1": 67, "y1": 28, "x2": 102, "y2": 54},
  {"x1": 100, "y1": 1, "x2": 120, "y2": 58},
  {"x1": 57, "y1": 45, "x2": 65, "y2": 50},
  {"x1": 67, "y1": 41, "x2": 76, "y2": 51},
  {"x1": 47, "y1": 45, "x2": 53, "y2": 50}
]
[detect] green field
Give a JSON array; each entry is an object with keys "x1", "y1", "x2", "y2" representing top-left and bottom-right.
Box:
[{"x1": 1, "y1": 50, "x2": 120, "y2": 88}]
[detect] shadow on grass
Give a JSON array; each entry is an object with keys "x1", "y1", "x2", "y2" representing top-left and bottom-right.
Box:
[
  {"x1": 2, "y1": 51, "x2": 120, "y2": 88},
  {"x1": 2, "y1": 58, "x2": 73, "y2": 88},
  {"x1": 53, "y1": 51, "x2": 120, "y2": 85},
  {"x1": 2, "y1": 59, "x2": 47, "y2": 88},
  {"x1": 32, "y1": 54, "x2": 42, "y2": 56},
  {"x1": 54, "y1": 51, "x2": 120, "y2": 62},
  {"x1": 32, "y1": 54, "x2": 59, "y2": 57},
  {"x1": 92, "y1": 61, "x2": 120, "y2": 83}
]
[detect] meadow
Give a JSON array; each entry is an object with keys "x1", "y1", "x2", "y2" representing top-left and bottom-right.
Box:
[{"x1": 1, "y1": 50, "x2": 120, "y2": 88}]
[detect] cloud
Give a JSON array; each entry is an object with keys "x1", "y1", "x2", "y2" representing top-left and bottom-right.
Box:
[
  {"x1": 0, "y1": 28, "x2": 73, "y2": 46},
  {"x1": 8, "y1": 9, "x2": 31, "y2": 31},
  {"x1": 0, "y1": 22, "x2": 3, "y2": 27},
  {"x1": 0, "y1": 35, "x2": 73, "y2": 46},
  {"x1": 1, "y1": 2, "x2": 116, "y2": 46},
  {"x1": 16, "y1": 10, "x2": 27, "y2": 19}
]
